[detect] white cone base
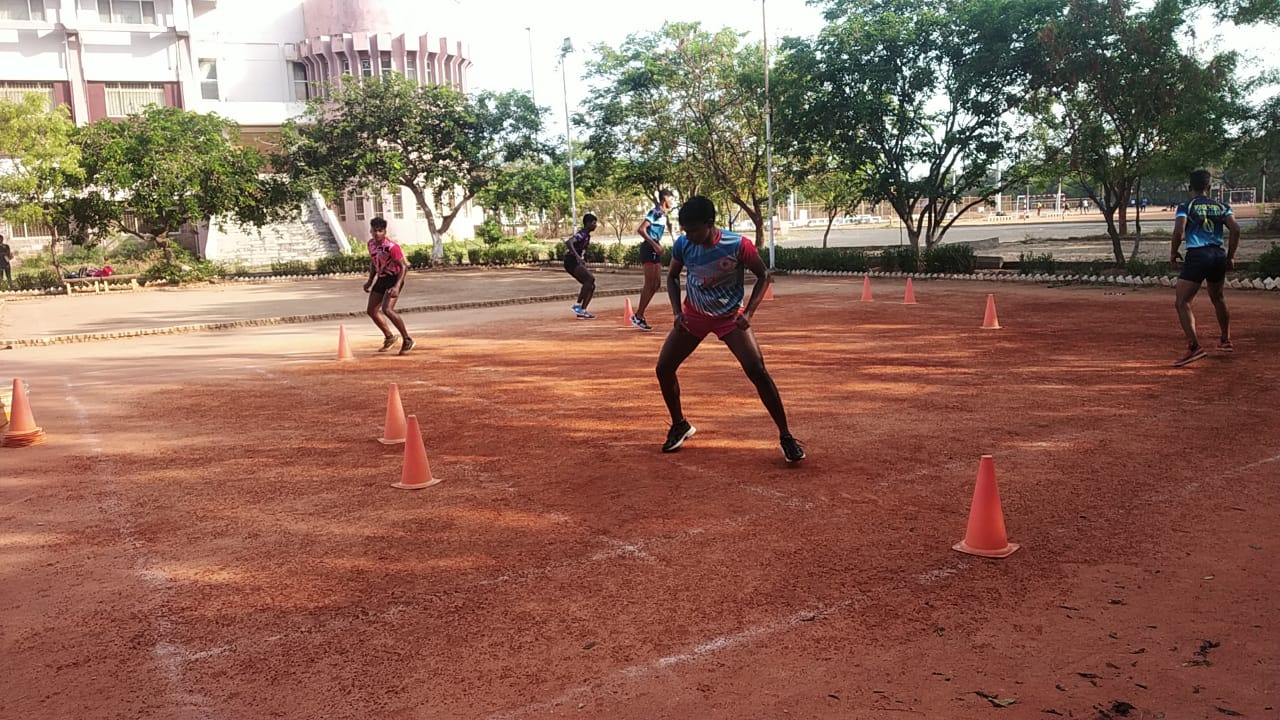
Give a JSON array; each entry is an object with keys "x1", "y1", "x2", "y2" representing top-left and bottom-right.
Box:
[
  {"x1": 391, "y1": 477, "x2": 443, "y2": 490},
  {"x1": 377, "y1": 437, "x2": 407, "y2": 445},
  {"x1": 953, "y1": 540, "x2": 1019, "y2": 558}
]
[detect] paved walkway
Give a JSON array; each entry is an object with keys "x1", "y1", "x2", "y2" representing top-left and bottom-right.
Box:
[{"x1": 0, "y1": 267, "x2": 646, "y2": 344}]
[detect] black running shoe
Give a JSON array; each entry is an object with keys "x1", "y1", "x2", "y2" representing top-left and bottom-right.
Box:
[
  {"x1": 398, "y1": 338, "x2": 416, "y2": 355},
  {"x1": 662, "y1": 420, "x2": 696, "y2": 453},
  {"x1": 780, "y1": 433, "x2": 806, "y2": 463},
  {"x1": 378, "y1": 335, "x2": 398, "y2": 352}
]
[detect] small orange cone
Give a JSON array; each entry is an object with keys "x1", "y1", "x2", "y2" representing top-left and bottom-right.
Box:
[
  {"x1": 903, "y1": 277, "x2": 917, "y2": 305},
  {"x1": 378, "y1": 383, "x2": 407, "y2": 445},
  {"x1": 860, "y1": 275, "x2": 873, "y2": 302},
  {"x1": 3, "y1": 378, "x2": 46, "y2": 448},
  {"x1": 981, "y1": 294, "x2": 1001, "y2": 329},
  {"x1": 954, "y1": 455, "x2": 1019, "y2": 558},
  {"x1": 337, "y1": 324, "x2": 355, "y2": 361},
  {"x1": 763, "y1": 281, "x2": 774, "y2": 300},
  {"x1": 392, "y1": 415, "x2": 442, "y2": 489},
  {"x1": 622, "y1": 297, "x2": 635, "y2": 327}
]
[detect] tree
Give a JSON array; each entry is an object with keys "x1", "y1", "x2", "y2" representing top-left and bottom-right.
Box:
[
  {"x1": 582, "y1": 23, "x2": 774, "y2": 248},
  {"x1": 788, "y1": 160, "x2": 870, "y2": 247},
  {"x1": 1041, "y1": 0, "x2": 1246, "y2": 264},
  {"x1": 0, "y1": 94, "x2": 87, "y2": 274},
  {"x1": 775, "y1": 0, "x2": 1060, "y2": 251},
  {"x1": 74, "y1": 106, "x2": 296, "y2": 257},
  {"x1": 279, "y1": 75, "x2": 544, "y2": 260}
]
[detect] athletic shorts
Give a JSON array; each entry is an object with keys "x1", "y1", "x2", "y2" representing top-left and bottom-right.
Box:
[
  {"x1": 563, "y1": 253, "x2": 581, "y2": 274},
  {"x1": 371, "y1": 273, "x2": 401, "y2": 293},
  {"x1": 1179, "y1": 246, "x2": 1228, "y2": 285},
  {"x1": 639, "y1": 241, "x2": 662, "y2": 265},
  {"x1": 681, "y1": 310, "x2": 742, "y2": 340}
]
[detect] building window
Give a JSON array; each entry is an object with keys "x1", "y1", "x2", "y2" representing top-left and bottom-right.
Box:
[
  {"x1": 341, "y1": 56, "x2": 351, "y2": 76},
  {"x1": 97, "y1": 0, "x2": 156, "y2": 24},
  {"x1": 334, "y1": 194, "x2": 346, "y2": 222},
  {"x1": 359, "y1": 52, "x2": 372, "y2": 78},
  {"x1": 0, "y1": 0, "x2": 45, "y2": 21},
  {"x1": 291, "y1": 62, "x2": 309, "y2": 101},
  {"x1": 104, "y1": 82, "x2": 165, "y2": 117},
  {"x1": 355, "y1": 193, "x2": 367, "y2": 221},
  {"x1": 198, "y1": 59, "x2": 219, "y2": 100},
  {"x1": 380, "y1": 52, "x2": 393, "y2": 78},
  {"x1": 0, "y1": 81, "x2": 54, "y2": 109},
  {"x1": 372, "y1": 194, "x2": 384, "y2": 217},
  {"x1": 405, "y1": 52, "x2": 418, "y2": 83},
  {"x1": 390, "y1": 191, "x2": 403, "y2": 219}
]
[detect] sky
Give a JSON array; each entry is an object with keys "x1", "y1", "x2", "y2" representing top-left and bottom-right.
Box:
[{"x1": 425, "y1": 0, "x2": 1277, "y2": 138}]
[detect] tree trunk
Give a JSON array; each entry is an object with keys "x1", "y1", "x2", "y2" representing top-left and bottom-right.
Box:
[
  {"x1": 823, "y1": 214, "x2": 835, "y2": 249},
  {"x1": 1101, "y1": 209, "x2": 1126, "y2": 266}
]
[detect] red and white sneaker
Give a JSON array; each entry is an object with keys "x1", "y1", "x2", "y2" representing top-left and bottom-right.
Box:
[{"x1": 1173, "y1": 344, "x2": 1208, "y2": 367}]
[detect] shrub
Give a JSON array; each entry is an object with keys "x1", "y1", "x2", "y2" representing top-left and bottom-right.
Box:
[
  {"x1": 142, "y1": 247, "x2": 220, "y2": 284},
  {"x1": 270, "y1": 259, "x2": 313, "y2": 275},
  {"x1": 10, "y1": 269, "x2": 62, "y2": 291},
  {"x1": 315, "y1": 252, "x2": 370, "y2": 274},
  {"x1": 878, "y1": 246, "x2": 919, "y2": 272},
  {"x1": 405, "y1": 246, "x2": 435, "y2": 269},
  {"x1": 775, "y1": 246, "x2": 871, "y2": 272},
  {"x1": 441, "y1": 241, "x2": 470, "y2": 265},
  {"x1": 1018, "y1": 252, "x2": 1056, "y2": 275},
  {"x1": 922, "y1": 243, "x2": 976, "y2": 273},
  {"x1": 1254, "y1": 242, "x2": 1280, "y2": 278},
  {"x1": 475, "y1": 218, "x2": 506, "y2": 245},
  {"x1": 467, "y1": 246, "x2": 485, "y2": 264},
  {"x1": 1124, "y1": 256, "x2": 1166, "y2": 277}
]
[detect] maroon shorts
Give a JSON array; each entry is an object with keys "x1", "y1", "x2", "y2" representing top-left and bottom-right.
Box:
[{"x1": 681, "y1": 310, "x2": 741, "y2": 339}]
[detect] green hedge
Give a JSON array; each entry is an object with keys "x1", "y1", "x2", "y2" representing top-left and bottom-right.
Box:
[
  {"x1": 1018, "y1": 252, "x2": 1057, "y2": 275},
  {"x1": 1255, "y1": 243, "x2": 1280, "y2": 278},
  {"x1": 922, "y1": 244, "x2": 976, "y2": 274},
  {"x1": 775, "y1": 246, "x2": 871, "y2": 272}
]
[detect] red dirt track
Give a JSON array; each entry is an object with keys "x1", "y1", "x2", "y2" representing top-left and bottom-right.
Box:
[{"x1": 2, "y1": 278, "x2": 1278, "y2": 719}]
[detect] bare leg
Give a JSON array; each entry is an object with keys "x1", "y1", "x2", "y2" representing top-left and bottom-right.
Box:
[
  {"x1": 1205, "y1": 281, "x2": 1230, "y2": 342},
  {"x1": 367, "y1": 291, "x2": 393, "y2": 337},
  {"x1": 721, "y1": 327, "x2": 791, "y2": 435},
  {"x1": 655, "y1": 325, "x2": 704, "y2": 424},
  {"x1": 1174, "y1": 279, "x2": 1202, "y2": 347},
  {"x1": 381, "y1": 292, "x2": 411, "y2": 341},
  {"x1": 571, "y1": 265, "x2": 596, "y2": 309},
  {"x1": 636, "y1": 263, "x2": 662, "y2": 318}
]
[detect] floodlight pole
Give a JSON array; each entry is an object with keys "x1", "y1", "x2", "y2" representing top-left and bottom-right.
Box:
[
  {"x1": 762, "y1": 0, "x2": 776, "y2": 270},
  {"x1": 560, "y1": 38, "x2": 577, "y2": 226},
  {"x1": 525, "y1": 27, "x2": 535, "y2": 104}
]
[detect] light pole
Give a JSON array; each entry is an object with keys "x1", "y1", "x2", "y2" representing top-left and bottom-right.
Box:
[
  {"x1": 762, "y1": 0, "x2": 776, "y2": 270},
  {"x1": 559, "y1": 38, "x2": 577, "y2": 227},
  {"x1": 525, "y1": 27, "x2": 535, "y2": 104}
]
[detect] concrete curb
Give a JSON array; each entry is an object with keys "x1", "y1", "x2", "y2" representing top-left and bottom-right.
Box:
[{"x1": 1, "y1": 287, "x2": 643, "y2": 348}]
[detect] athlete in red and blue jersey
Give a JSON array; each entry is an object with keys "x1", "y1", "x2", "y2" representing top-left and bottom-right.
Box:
[
  {"x1": 362, "y1": 216, "x2": 415, "y2": 354},
  {"x1": 655, "y1": 195, "x2": 805, "y2": 463},
  {"x1": 1169, "y1": 169, "x2": 1240, "y2": 366}
]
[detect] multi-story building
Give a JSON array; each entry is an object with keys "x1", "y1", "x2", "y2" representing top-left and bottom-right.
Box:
[{"x1": 0, "y1": 0, "x2": 475, "y2": 257}]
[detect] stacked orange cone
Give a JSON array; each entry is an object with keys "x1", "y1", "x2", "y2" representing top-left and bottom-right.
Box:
[
  {"x1": 860, "y1": 275, "x2": 873, "y2": 302},
  {"x1": 3, "y1": 378, "x2": 46, "y2": 448},
  {"x1": 392, "y1": 415, "x2": 442, "y2": 489},
  {"x1": 953, "y1": 455, "x2": 1019, "y2": 558},
  {"x1": 902, "y1": 277, "x2": 918, "y2": 305},
  {"x1": 981, "y1": 294, "x2": 1001, "y2": 329},
  {"x1": 378, "y1": 383, "x2": 408, "y2": 445},
  {"x1": 336, "y1": 324, "x2": 355, "y2": 361},
  {"x1": 622, "y1": 298, "x2": 635, "y2": 327}
]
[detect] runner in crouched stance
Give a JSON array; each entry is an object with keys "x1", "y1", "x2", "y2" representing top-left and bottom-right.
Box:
[
  {"x1": 655, "y1": 196, "x2": 805, "y2": 462},
  {"x1": 565, "y1": 213, "x2": 599, "y2": 319},
  {"x1": 363, "y1": 216, "x2": 415, "y2": 355}
]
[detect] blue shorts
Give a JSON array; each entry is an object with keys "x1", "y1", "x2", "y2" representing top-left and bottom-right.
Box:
[{"x1": 1179, "y1": 246, "x2": 1227, "y2": 285}]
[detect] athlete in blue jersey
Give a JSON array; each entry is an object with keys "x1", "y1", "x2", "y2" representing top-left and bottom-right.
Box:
[
  {"x1": 654, "y1": 196, "x2": 805, "y2": 462},
  {"x1": 1169, "y1": 169, "x2": 1240, "y2": 366},
  {"x1": 632, "y1": 188, "x2": 676, "y2": 331}
]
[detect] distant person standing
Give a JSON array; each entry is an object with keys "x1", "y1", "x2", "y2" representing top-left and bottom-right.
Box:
[
  {"x1": 1169, "y1": 169, "x2": 1240, "y2": 367},
  {"x1": 631, "y1": 189, "x2": 676, "y2": 331},
  {"x1": 565, "y1": 213, "x2": 599, "y2": 319},
  {"x1": 363, "y1": 216, "x2": 415, "y2": 355},
  {"x1": 0, "y1": 234, "x2": 12, "y2": 289}
]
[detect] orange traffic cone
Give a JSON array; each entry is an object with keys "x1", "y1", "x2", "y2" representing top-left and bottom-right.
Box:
[
  {"x1": 954, "y1": 455, "x2": 1019, "y2": 558},
  {"x1": 903, "y1": 277, "x2": 918, "y2": 305},
  {"x1": 622, "y1": 297, "x2": 635, "y2": 327},
  {"x1": 336, "y1": 324, "x2": 355, "y2": 361},
  {"x1": 981, "y1": 294, "x2": 1001, "y2": 329},
  {"x1": 763, "y1": 281, "x2": 774, "y2": 300},
  {"x1": 3, "y1": 378, "x2": 46, "y2": 447},
  {"x1": 860, "y1": 275, "x2": 873, "y2": 302},
  {"x1": 392, "y1": 415, "x2": 442, "y2": 489},
  {"x1": 378, "y1": 383, "x2": 407, "y2": 445}
]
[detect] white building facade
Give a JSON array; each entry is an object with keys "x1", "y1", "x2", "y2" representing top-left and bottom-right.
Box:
[{"x1": 0, "y1": 0, "x2": 476, "y2": 247}]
